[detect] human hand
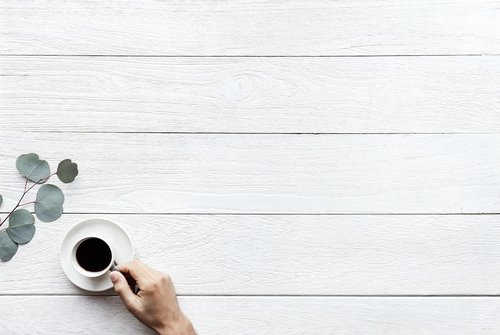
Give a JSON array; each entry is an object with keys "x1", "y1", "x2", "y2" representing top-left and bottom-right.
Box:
[{"x1": 110, "y1": 260, "x2": 195, "y2": 335}]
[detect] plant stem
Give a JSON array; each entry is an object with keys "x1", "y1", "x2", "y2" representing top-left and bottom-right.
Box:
[
  {"x1": 19, "y1": 201, "x2": 36, "y2": 207},
  {"x1": 0, "y1": 173, "x2": 55, "y2": 227},
  {"x1": 0, "y1": 182, "x2": 37, "y2": 227},
  {"x1": 23, "y1": 177, "x2": 29, "y2": 193}
]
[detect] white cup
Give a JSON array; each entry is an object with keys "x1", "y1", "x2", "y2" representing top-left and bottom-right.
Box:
[{"x1": 70, "y1": 236, "x2": 114, "y2": 278}]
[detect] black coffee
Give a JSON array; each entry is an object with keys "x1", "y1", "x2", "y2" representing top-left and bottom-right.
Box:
[{"x1": 76, "y1": 237, "x2": 112, "y2": 272}]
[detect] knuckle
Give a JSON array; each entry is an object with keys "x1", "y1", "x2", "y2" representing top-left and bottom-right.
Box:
[
  {"x1": 153, "y1": 281, "x2": 162, "y2": 290},
  {"x1": 158, "y1": 274, "x2": 172, "y2": 287},
  {"x1": 144, "y1": 282, "x2": 157, "y2": 292},
  {"x1": 160, "y1": 273, "x2": 171, "y2": 284}
]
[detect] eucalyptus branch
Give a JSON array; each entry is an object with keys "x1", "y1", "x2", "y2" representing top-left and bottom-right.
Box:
[
  {"x1": 0, "y1": 154, "x2": 79, "y2": 262},
  {"x1": 0, "y1": 175, "x2": 53, "y2": 228},
  {"x1": 19, "y1": 201, "x2": 37, "y2": 207}
]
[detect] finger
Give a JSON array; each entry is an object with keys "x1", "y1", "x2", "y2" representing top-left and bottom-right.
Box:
[
  {"x1": 117, "y1": 260, "x2": 148, "y2": 277},
  {"x1": 118, "y1": 260, "x2": 156, "y2": 286},
  {"x1": 110, "y1": 271, "x2": 140, "y2": 311}
]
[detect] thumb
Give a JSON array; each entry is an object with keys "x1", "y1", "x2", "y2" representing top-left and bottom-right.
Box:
[{"x1": 110, "y1": 271, "x2": 140, "y2": 311}]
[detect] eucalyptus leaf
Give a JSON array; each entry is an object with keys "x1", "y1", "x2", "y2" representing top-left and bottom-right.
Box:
[
  {"x1": 0, "y1": 194, "x2": 2, "y2": 207},
  {"x1": 57, "y1": 159, "x2": 79, "y2": 183},
  {"x1": 35, "y1": 184, "x2": 64, "y2": 222},
  {"x1": 7, "y1": 209, "x2": 35, "y2": 244},
  {"x1": 0, "y1": 230, "x2": 18, "y2": 261},
  {"x1": 16, "y1": 153, "x2": 50, "y2": 183}
]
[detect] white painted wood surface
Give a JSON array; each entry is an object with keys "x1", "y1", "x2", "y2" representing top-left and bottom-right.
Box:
[
  {"x1": 3, "y1": 296, "x2": 500, "y2": 335},
  {"x1": 2, "y1": 214, "x2": 500, "y2": 295},
  {"x1": 1, "y1": 56, "x2": 500, "y2": 133},
  {"x1": 0, "y1": 132, "x2": 499, "y2": 214},
  {"x1": 1, "y1": 0, "x2": 499, "y2": 55},
  {"x1": 1, "y1": 0, "x2": 499, "y2": 333}
]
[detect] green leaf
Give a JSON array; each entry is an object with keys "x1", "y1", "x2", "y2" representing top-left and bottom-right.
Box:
[
  {"x1": 16, "y1": 153, "x2": 51, "y2": 183},
  {"x1": 57, "y1": 159, "x2": 79, "y2": 183},
  {"x1": 0, "y1": 230, "x2": 18, "y2": 261},
  {"x1": 35, "y1": 184, "x2": 65, "y2": 222},
  {"x1": 0, "y1": 194, "x2": 2, "y2": 207},
  {"x1": 7, "y1": 209, "x2": 36, "y2": 244}
]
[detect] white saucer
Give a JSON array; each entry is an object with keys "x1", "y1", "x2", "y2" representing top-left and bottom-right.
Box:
[{"x1": 60, "y1": 218, "x2": 134, "y2": 292}]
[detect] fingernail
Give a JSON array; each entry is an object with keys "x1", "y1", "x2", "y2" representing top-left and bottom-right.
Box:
[{"x1": 110, "y1": 271, "x2": 119, "y2": 283}]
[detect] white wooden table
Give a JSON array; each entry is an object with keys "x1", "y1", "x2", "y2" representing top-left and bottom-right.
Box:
[{"x1": 1, "y1": 1, "x2": 500, "y2": 334}]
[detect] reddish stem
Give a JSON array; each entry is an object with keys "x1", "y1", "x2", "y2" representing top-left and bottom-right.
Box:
[
  {"x1": 23, "y1": 177, "x2": 29, "y2": 193},
  {"x1": 0, "y1": 174, "x2": 54, "y2": 227},
  {"x1": 19, "y1": 201, "x2": 37, "y2": 207}
]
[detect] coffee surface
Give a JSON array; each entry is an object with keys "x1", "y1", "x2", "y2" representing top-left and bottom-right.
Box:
[{"x1": 76, "y1": 238, "x2": 112, "y2": 272}]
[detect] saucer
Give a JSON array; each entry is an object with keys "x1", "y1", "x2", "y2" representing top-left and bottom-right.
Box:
[{"x1": 60, "y1": 218, "x2": 134, "y2": 292}]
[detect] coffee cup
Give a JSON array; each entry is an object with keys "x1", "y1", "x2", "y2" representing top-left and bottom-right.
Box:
[{"x1": 70, "y1": 236, "x2": 114, "y2": 278}]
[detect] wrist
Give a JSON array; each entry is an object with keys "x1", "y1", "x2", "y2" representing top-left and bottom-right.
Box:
[{"x1": 156, "y1": 313, "x2": 195, "y2": 335}]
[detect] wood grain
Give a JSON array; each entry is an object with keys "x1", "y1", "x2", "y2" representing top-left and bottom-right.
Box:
[
  {"x1": 0, "y1": 132, "x2": 499, "y2": 214},
  {"x1": 1, "y1": 0, "x2": 499, "y2": 56},
  {"x1": 1, "y1": 0, "x2": 498, "y2": 331},
  {"x1": 2, "y1": 296, "x2": 500, "y2": 334},
  {"x1": 1, "y1": 214, "x2": 500, "y2": 295},
  {"x1": 1, "y1": 56, "x2": 500, "y2": 133}
]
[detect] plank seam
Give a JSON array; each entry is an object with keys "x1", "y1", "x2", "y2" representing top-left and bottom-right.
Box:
[
  {"x1": 28, "y1": 131, "x2": 500, "y2": 135},
  {"x1": 1, "y1": 54, "x2": 499, "y2": 58}
]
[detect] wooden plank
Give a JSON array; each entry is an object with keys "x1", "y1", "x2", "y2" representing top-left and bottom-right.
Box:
[
  {"x1": 0, "y1": 132, "x2": 499, "y2": 214},
  {"x1": 1, "y1": 1, "x2": 499, "y2": 56},
  {"x1": 1, "y1": 56, "x2": 500, "y2": 133},
  {"x1": 1, "y1": 214, "x2": 500, "y2": 295},
  {"x1": 2, "y1": 296, "x2": 500, "y2": 334}
]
